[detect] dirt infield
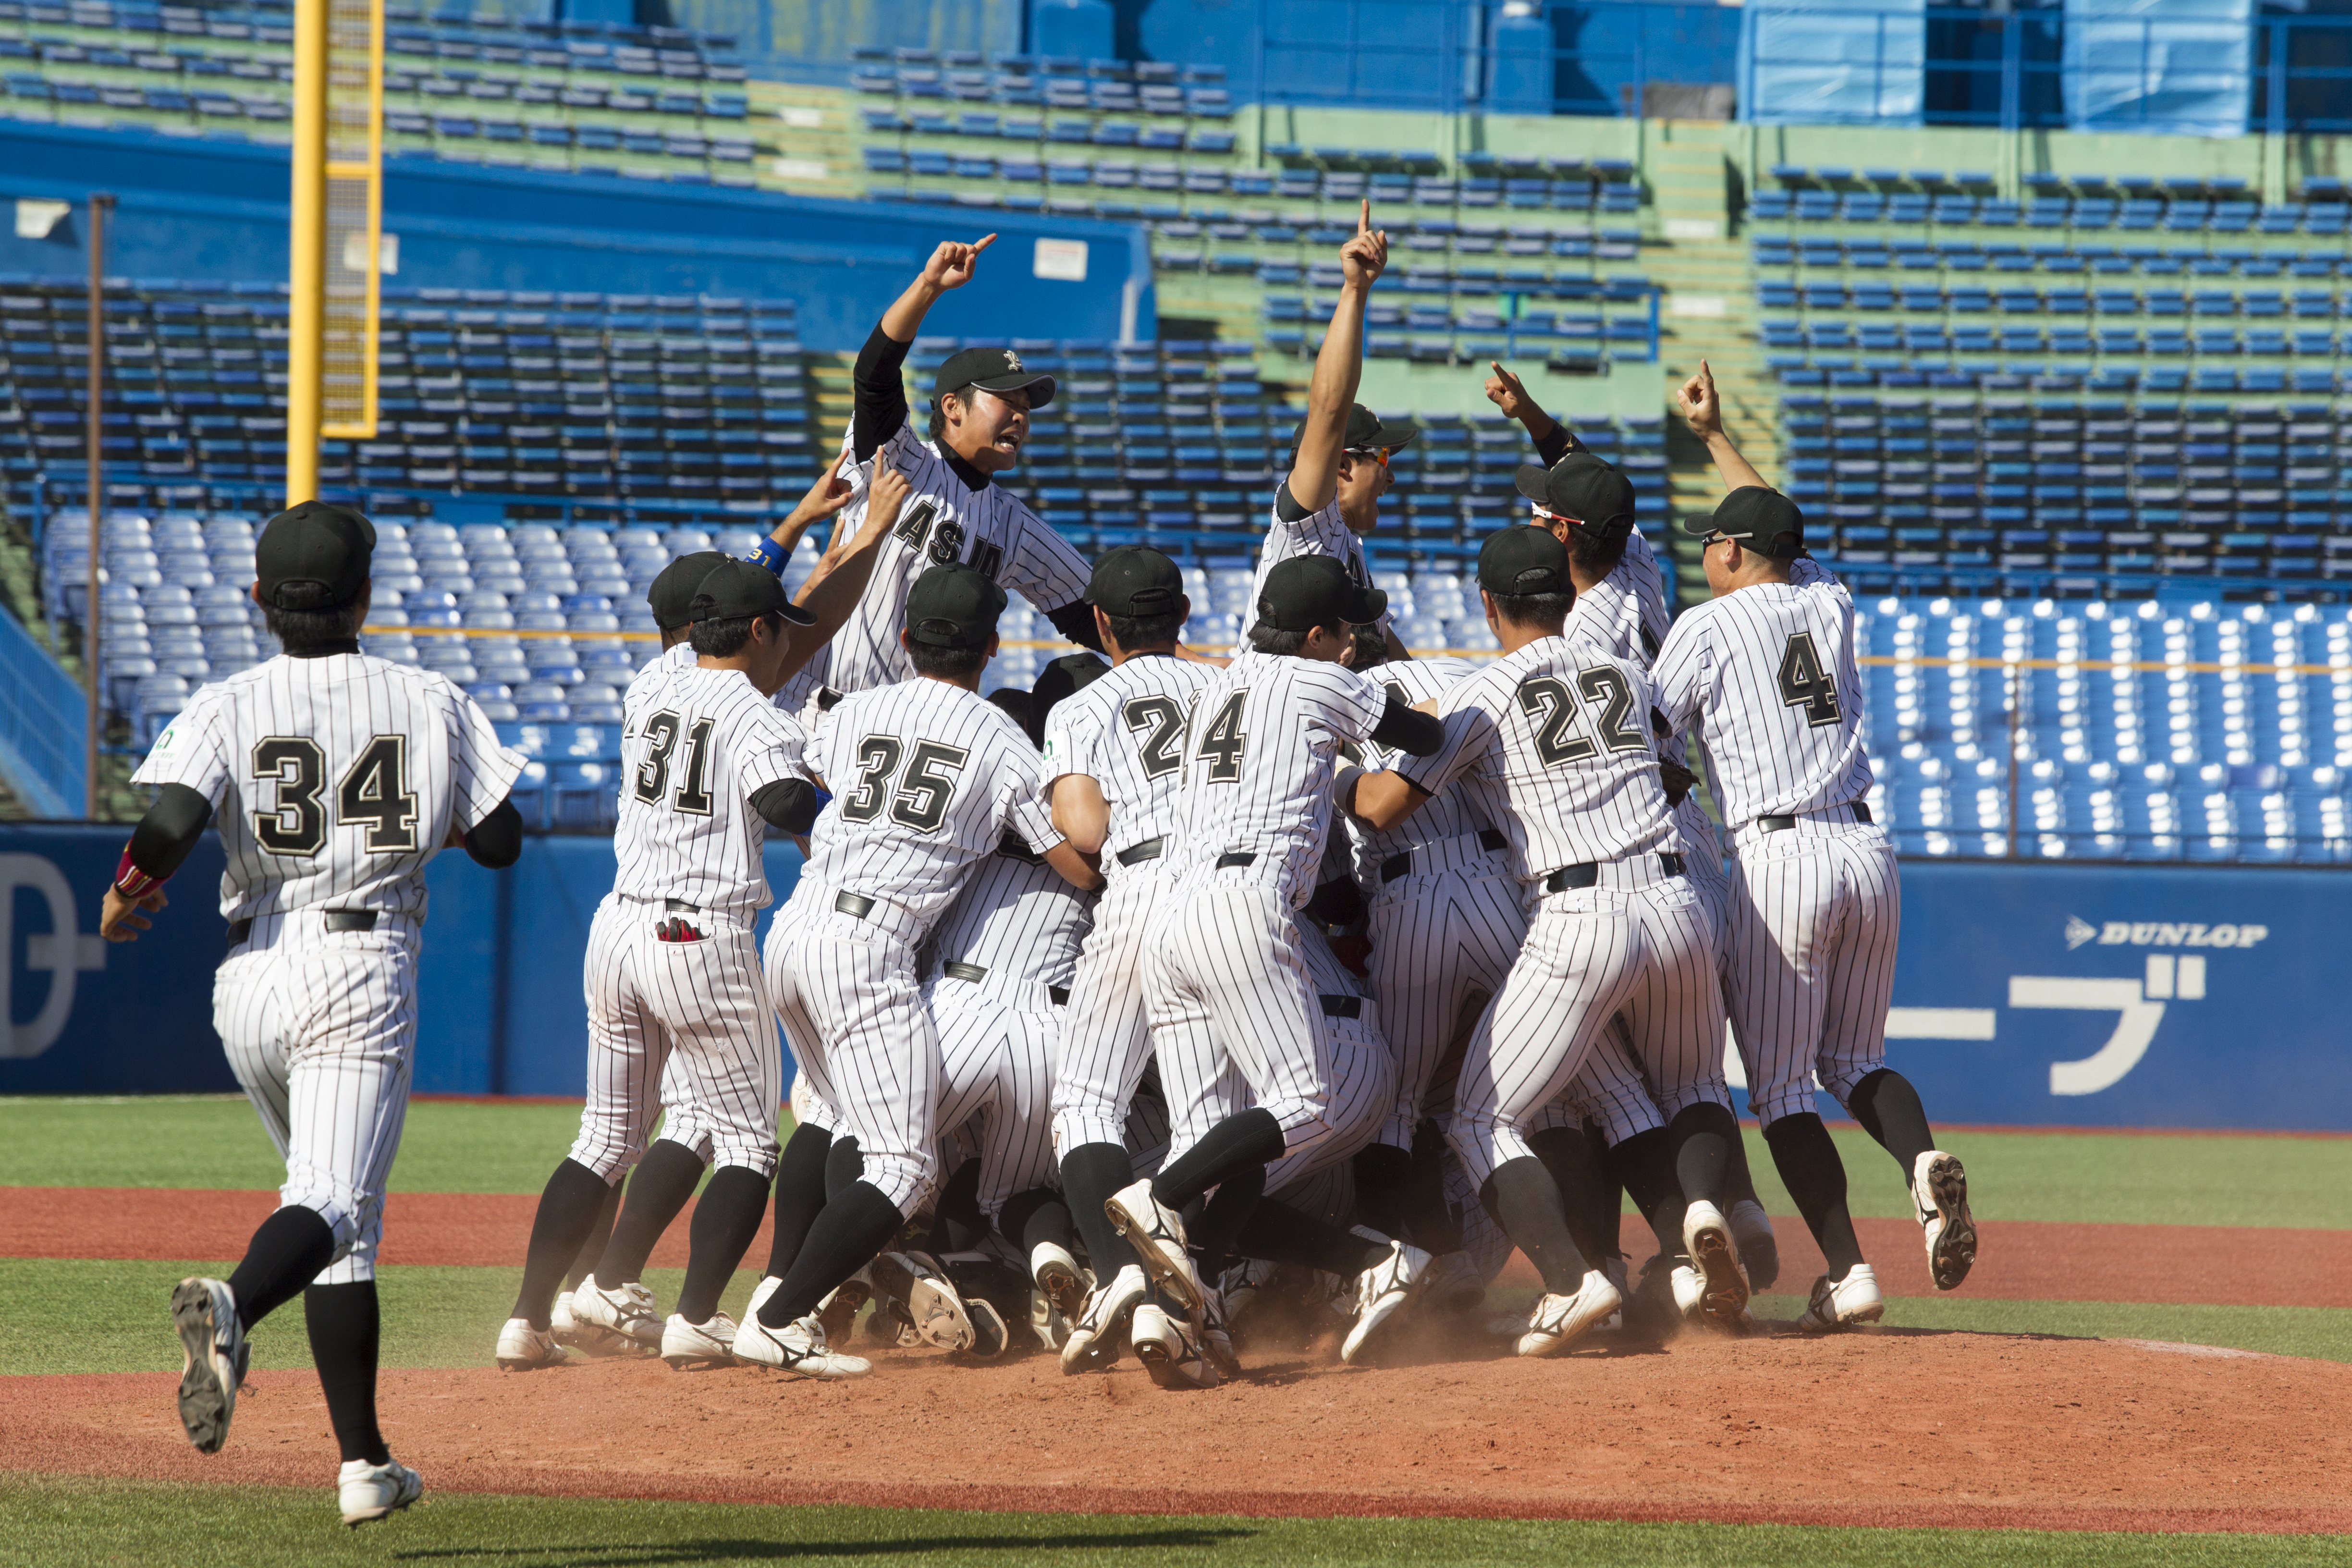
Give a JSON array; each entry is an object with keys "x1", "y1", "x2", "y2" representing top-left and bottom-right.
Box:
[
  {"x1": 6, "y1": 1186, "x2": 2349, "y2": 1308},
  {"x1": 5, "y1": 1325, "x2": 2350, "y2": 1532}
]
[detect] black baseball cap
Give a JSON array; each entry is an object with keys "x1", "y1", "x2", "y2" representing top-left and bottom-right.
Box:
[
  {"x1": 936, "y1": 344, "x2": 1056, "y2": 410},
  {"x1": 1288, "y1": 403, "x2": 1420, "y2": 454},
  {"x1": 1683, "y1": 486, "x2": 1806, "y2": 561},
  {"x1": 1029, "y1": 650, "x2": 1109, "y2": 747},
  {"x1": 906, "y1": 563, "x2": 1008, "y2": 650},
  {"x1": 1478, "y1": 525, "x2": 1572, "y2": 597},
  {"x1": 1256, "y1": 554, "x2": 1387, "y2": 633},
  {"x1": 648, "y1": 549, "x2": 728, "y2": 630},
  {"x1": 688, "y1": 557, "x2": 819, "y2": 625},
  {"x1": 1083, "y1": 545, "x2": 1185, "y2": 618},
  {"x1": 1515, "y1": 454, "x2": 1637, "y2": 540},
  {"x1": 256, "y1": 500, "x2": 373, "y2": 610}
]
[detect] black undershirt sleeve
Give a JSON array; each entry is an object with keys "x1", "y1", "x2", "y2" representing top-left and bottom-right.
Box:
[
  {"x1": 751, "y1": 777, "x2": 821, "y2": 835},
  {"x1": 1368, "y1": 694, "x2": 1444, "y2": 757},
  {"x1": 852, "y1": 325, "x2": 913, "y2": 462},
  {"x1": 126, "y1": 783, "x2": 214, "y2": 882},
  {"x1": 461, "y1": 797, "x2": 523, "y2": 870},
  {"x1": 1274, "y1": 480, "x2": 1312, "y2": 522},
  {"x1": 1044, "y1": 599, "x2": 1106, "y2": 652},
  {"x1": 1533, "y1": 422, "x2": 1576, "y2": 467}
]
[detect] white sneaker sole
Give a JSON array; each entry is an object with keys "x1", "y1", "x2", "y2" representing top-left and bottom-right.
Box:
[
  {"x1": 1919, "y1": 1153, "x2": 1977, "y2": 1290},
  {"x1": 171, "y1": 1279, "x2": 240, "y2": 1454},
  {"x1": 1685, "y1": 1210, "x2": 1752, "y2": 1330},
  {"x1": 1105, "y1": 1190, "x2": 1204, "y2": 1316}
]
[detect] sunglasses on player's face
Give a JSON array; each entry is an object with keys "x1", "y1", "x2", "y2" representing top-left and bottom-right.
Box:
[{"x1": 1343, "y1": 446, "x2": 1391, "y2": 467}]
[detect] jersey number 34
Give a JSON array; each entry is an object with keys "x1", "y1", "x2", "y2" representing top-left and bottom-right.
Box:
[{"x1": 251, "y1": 735, "x2": 418, "y2": 856}]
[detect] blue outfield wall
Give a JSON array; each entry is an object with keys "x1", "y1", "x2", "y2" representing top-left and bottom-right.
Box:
[
  {"x1": 0, "y1": 122, "x2": 1154, "y2": 352},
  {"x1": 0, "y1": 822, "x2": 2343, "y2": 1131}
]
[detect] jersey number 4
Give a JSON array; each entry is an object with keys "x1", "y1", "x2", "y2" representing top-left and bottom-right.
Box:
[
  {"x1": 251, "y1": 735, "x2": 418, "y2": 856},
  {"x1": 1192, "y1": 689, "x2": 1248, "y2": 784},
  {"x1": 1777, "y1": 632, "x2": 1842, "y2": 727},
  {"x1": 634, "y1": 711, "x2": 717, "y2": 816},
  {"x1": 839, "y1": 737, "x2": 969, "y2": 832}
]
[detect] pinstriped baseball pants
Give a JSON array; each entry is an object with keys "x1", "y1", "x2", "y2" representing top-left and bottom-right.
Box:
[
  {"x1": 214, "y1": 926, "x2": 418, "y2": 1286},
  {"x1": 930, "y1": 976, "x2": 1059, "y2": 1222},
  {"x1": 1049, "y1": 869, "x2": 1171, "y2": 1157},
  {"x1": 1725, "y1": 822, "x2": 1902, "y2": 1127},
  {"x1": 1448, "y1": 877, "x2": 1722, "y2": 1191},
  {"x1": 765, "y1": 905, "x2": 939, "y2": 1217},
  {"x1": 568, "y1": 897, "x2": 784, "y2": 1184}
]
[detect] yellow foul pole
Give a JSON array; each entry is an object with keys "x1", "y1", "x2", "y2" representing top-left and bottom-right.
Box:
[{"x1": 287, "y1": 0, "x2": 326, "y2": 506}]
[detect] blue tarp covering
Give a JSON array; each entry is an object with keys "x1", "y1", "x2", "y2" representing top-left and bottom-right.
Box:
[
  {"x1": 2063, "y1": 0, "x2": 2253, "y2": 136},
  {"x1": 1738, "y1": 0, "x2": 1928, "y2": 126}
]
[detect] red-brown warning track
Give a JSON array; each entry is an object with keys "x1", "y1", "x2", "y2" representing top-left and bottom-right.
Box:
[
  {"x1": 5, "y1": 1186, "x2": 2349, "y2": 1308},
  {"x1": 4, "y1": 1330, "x2": 2350, "y2": 1533}
]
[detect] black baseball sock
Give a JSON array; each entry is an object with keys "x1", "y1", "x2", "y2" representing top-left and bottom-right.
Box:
[
  {"x1": 824, "y1": 1135, "x2": 866, "y2": 1200},
  {"x1": 1531, "y1": 1125, "x2": 1621, "y2": 1268},
  {"x1": 933, "y1": 1158, "x2": 988, "y2": 1254},
  {"x1": 1727, "y1": 1120, "x2": 1765, "y2": 1209},
  {"x1": 1604, "y1": 1127, "x2": 1683, "y2": 1257},
  {"x1": 1667, "y1": 1101, "x2": 1740, "y2": 1213},
  {"x1": 565, "y1": 1178, "x2": 625, "y2": 1294},
  {"x1": 303, "y1": 1281, "x2": 388, "y2": 1466},
  {"x1": 763, "y1": 1123, "x2": 832, "y2": 1280},
  {"x1": 1350, "y1": 1142, "x2": 1413, "y2": 1240},
  {"x1": 1061, "y1": 1141, "x2": 1139, "y2": 1276},
  {"x1": 1480, "y1": 1155, "x2": 1591, "y2": 1297},
  {"x1": 1184, "y1": 1163, "x2": 1265, "y2": 1283},
  {"x1": 513, "y1": 1159, "x2": 613, "y2": 1329},
  {"x1": 1236, "y1": 1195, "x2": 1386, "y2": 1278},
  {"x1": 1763, "y1": 1113, "x2": 1866, "y2": 1275},
  {"x1": 754, "y1": 1181, "x2": 905, "y2": 1329},
  {"x1": 675, "y1": 1165, "x2": 771, "y2": 1325},
  {"x1": 595, "y1": 1138, "x2": 706, "y2": 1286},
  {"x1": 1401, "y1": 1118, "x2": 1463, "y2": 1252},
  {"x1": 229, "y1": 1204, "x2": 338, "y2": 1332},
  {"x1": 999, "y1": 1186, "x2": 1075, "y2": 1259},
  {"x1": 1152, "y1": 1107, "x2": 1286, "y2": 1211},
  {"x1": 1847, "y1": 1068, "x2": 1937, "y2": 1177}
]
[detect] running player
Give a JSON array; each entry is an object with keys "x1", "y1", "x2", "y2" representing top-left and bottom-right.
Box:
[
  {"x1": 1652, "y1": 362, "x2": 1976, "y2": 1330},
  {"x1": 105, "y1": 501, "x2": 524, "y2": 1525}
]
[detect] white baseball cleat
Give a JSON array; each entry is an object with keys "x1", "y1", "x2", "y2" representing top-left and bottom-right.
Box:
[
  {"x1": 338, "y1": 1457, "x2": 423, "y2": 1528},
  {"x1": 1728, "y1": 1199, "x2": 1780, "y2": 1291},
  {"x1": 1197, "y1": 1284, "x2": 1242, "y2": 1376},
  {"x1": 1130, "y1": 1302, "x2": 1220, "y2": 1390},
  {"x1": 1059, "y1": 1262, "x2": 1149, "y2": 1375},
  {"x1": 660, "y1": 1312, "x2": 739, "y2": 1369},
  {"x1": 171, "y1": 1277, "x2": 247, "y2": 1454},
  {"x1": 1912, "y1": 1151, "x2": 1977, "y2": 1291},
  {"x1": 1600, "y1": 1255, "x2": 1627, "y2": 1332},
  {"x1": 732, "y1": 1309, "x2": 873, "y2": 1379},
  {"x1": 1104, "y1": 1179, "x2": 1207, "y2": 1316},
  {"x1": 962, "y1": 1297, "x2": 1012, "y2": 1359},
  {"x1": 1340, "y1": 1233, "x2": 1432, "y2": 1364},
  {"x1": 1797, "y1": 1263, "x2": 1886, "y2": 1332},
  {"x1": 870, "y1": 1251, "x2": 980, "y2": 1352},
  {"x1": 1669, "y1": 1262, "x2": 1705, "y2": 1322},
  {"x1": 551, "y1": 1289, "x2": 648, "y2": 1358},
  {"x1": 495, "y1": 1317, "x2": 568, "y2": 1370},
  {"x1": 568, "y1": 1274, "x2": 664, "y2": 1350},
  {"x1": 1029, "y1": 1241, "x2": 1085, "y2": 1325},
  {"x1": 810, "y1": 1268, "x2": 873, "y2": 1347},
  {"x1": 1217, "y1": 1256, "x2": 1281, "y2": 1331},
  {"x1": 1421, "y1": 1250, "x2": 1489, "y2": 1316},
  {"x1": 1681, "y1": 1200, "x2": 1752, "y2": 1330},
  {"x1": 1516, "y1": 1269, "x2": 1624, "y2": 1358}
]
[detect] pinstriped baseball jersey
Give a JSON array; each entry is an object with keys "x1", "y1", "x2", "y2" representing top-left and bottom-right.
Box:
[
  {"x1": 801, "y1": 676, "x2": 1061, "y2": 930},
  {"x1": 1171, "y1": 648, "x2": 1390, "y2": 907},
  {"x1": 1649, "y1": 565, "x2": 1873, "y2": 829},
  {"x1": 625, "y1": 641, "x2": 696, "y2": 694},
  {"x1": 779, "y1": 418, "x2": 1091, "y2": 712},
  {"x1": 925, "y1": 833, "x2": 1096, "y2": 992},
  {"x1": 1399, "y1": 637, "x2": 1678, "y2": 878},
  {"x1": 1342, "y1": 654, "x2": 1488, "y2": 888},
  {"x1": 132, "y1": 652, "x2": 524, "y2": 920},
  {"x1": 1250, "y1": 489, "x2": 1392, "y2": 634},
  {"x1": 612, "y1": 662, "x2": 808, "y2": 924},
  {"x1": 1039, "y1": 651, "x2": 1221, "y2": 875}
]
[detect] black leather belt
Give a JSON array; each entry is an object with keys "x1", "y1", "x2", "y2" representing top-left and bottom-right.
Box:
[
  {"x1": 1757, "y1": 802, "x2": 1872, "y2": 832},
  {"x1": 834, "y1": 892, "x2": 875, "y2": 919},
  {"x1": 1050, "y1": 986, "x2": 1070, "y2": 1006},
  {"x1": 1117, "y1": 835, "x2": 1168, "y2": 867},
  {"x1": 665, "y1": 898, "x2": 700, "y2": 914},
  {"x1": 1543, "y1": 853, "x2": 1685, "y2": 894},
  {"x1": 1215, "y1": 851, "x2": 1256, "y2": 870},
  {"x1": 944, "y1": 960, "x2": 1069, "y2": 1006},
  {"x1": 228, "y1": 909, "x2": 376, "y2": 946},
  {"x1": 1381, "y1": 827, "x2": 1507, "y2": 884},
  {"x1": 1319, "y1": 993, "x2": 1362, "y2": 1019},
  {"x1": 816, "y1": 686, "x2": 845, "y2": 712}
]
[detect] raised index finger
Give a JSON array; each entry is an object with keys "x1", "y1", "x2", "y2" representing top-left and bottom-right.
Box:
[
  {"x1": 1358, "y1": 198, "x2": 1370, "y2": 236},
  {"x1": 972, "y1": 233, "x2": 999, "y2": 253}
]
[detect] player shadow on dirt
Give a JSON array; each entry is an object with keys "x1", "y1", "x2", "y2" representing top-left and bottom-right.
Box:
[{"x1": 389, "y1": 1527, "x2": 1254, "y2": 1565}]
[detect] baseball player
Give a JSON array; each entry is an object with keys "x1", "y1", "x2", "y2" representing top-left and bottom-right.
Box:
[
  {"x1": 1109, "y1": 554, "x2": 1445, "y2": 1373},
  {"x1": 1252, "y1": 202, "x2": 1414, "y2": 661},
  {"x1": 1347, "y1": 526, "x2": 1748, "y2": 1352},
  {"x1": 1037, "y1": 547, "x2": 1224, "y2": 1373},
  {"x1": 778, "y1": 233, "x2": 1102, "y2": 719},
  {"x1": 1652, "y1": 363, "x2": 1976, "y2": 1331},
  {"x1": 737, "y1": 564, "x2": 1100, "y2": 1378},
  {"x1": 102, "y1": 501, "x2": 524, "y2": 1526}
]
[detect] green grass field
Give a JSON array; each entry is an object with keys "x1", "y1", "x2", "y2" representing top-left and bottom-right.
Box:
[{"x1": 4, "y1": 1094, "x2": 2347, "y2": 1565}]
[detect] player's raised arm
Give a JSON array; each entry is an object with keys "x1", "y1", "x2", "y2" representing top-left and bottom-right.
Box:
[
  {"x1": 852, "y1": 233, "x2": 997, "y2": 461},
  {"x1": 1675, "y1": 359, "x2": 1772, "y2": 495},
  {"x1": 1285, "y1": 201, "x2": 1387, "y2": 515},
  {"x1": 786, "y1": 458, "x2": 913, "y2": 678},
  {"x1": 1484, "y1": 361, "x2": 1577, "y2": 466}
]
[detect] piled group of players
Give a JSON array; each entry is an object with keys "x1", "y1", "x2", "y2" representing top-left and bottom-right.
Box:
[{"x1": 106, "y1": 207, "x2": 1975, "y2": 1528}]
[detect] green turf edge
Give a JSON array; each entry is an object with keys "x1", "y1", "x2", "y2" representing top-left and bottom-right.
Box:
[
  {"x1": 4, "y1": 1473, "x2": 2350, "y2": 1568},
  {"x1": 6, "y1": 1097, "x2": 2348, "y2": 1230}
]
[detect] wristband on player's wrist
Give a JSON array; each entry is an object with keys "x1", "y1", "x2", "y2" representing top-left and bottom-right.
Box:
[
  {"x1": 746, "y1": 536, "x2": 789, "y2": 575},
  {"x1": 112, "y1": 844, "x2": 164, "y2": 900}
]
